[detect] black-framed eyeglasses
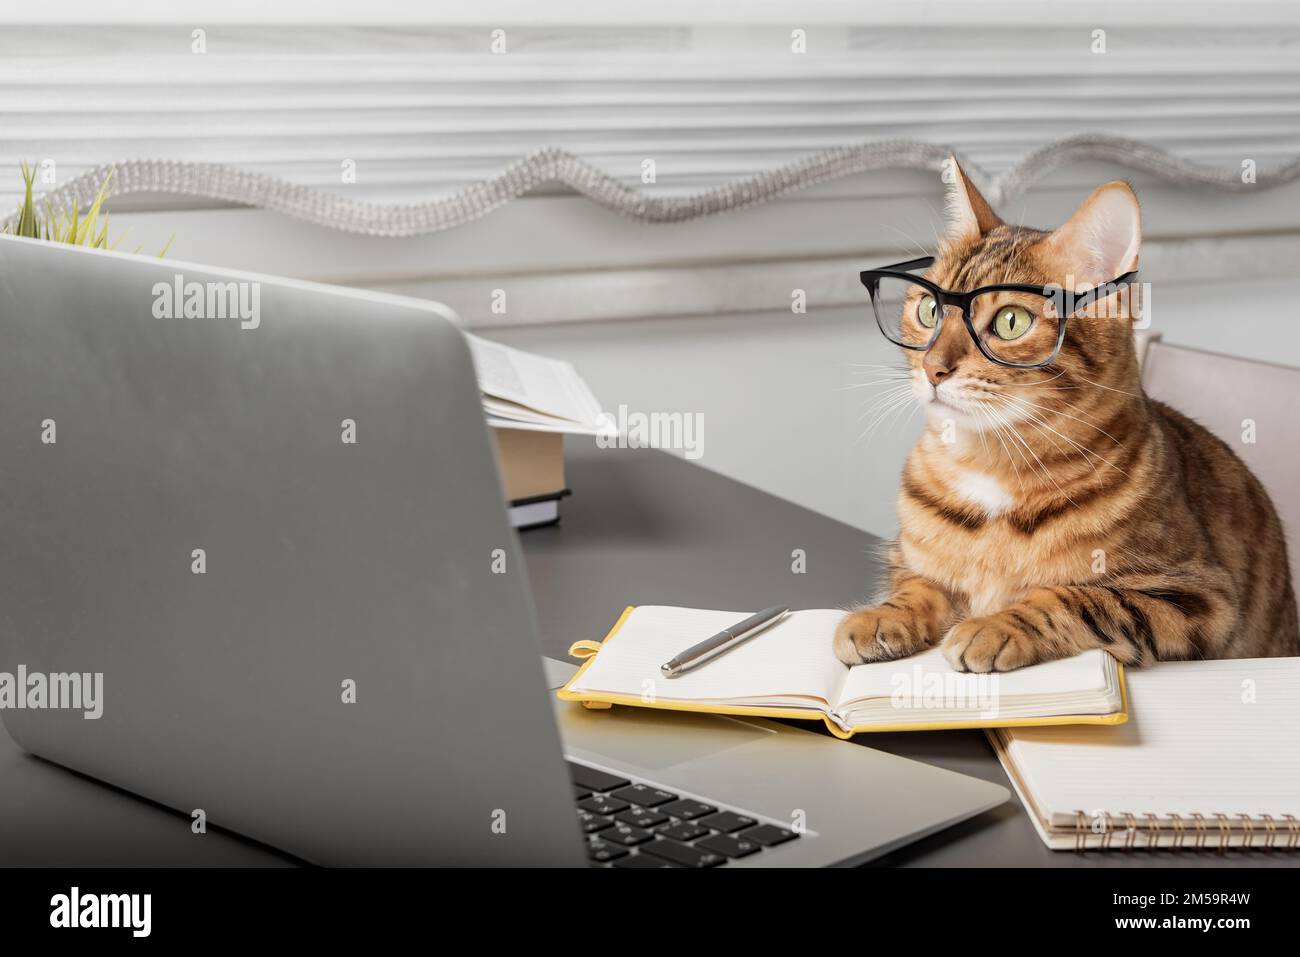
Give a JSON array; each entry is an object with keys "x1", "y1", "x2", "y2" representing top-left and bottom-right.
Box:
[{"x1": 859, "y1": 256, "x2": 1139, "y2": 370}]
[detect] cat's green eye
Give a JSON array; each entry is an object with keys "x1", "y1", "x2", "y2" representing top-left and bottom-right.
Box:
[
  {"x1": 915, "y1": 295, "x2": 938, "y2": 329},
  {"x1": 992, "y1": 305, "x2": 1033, "y2": 341}
]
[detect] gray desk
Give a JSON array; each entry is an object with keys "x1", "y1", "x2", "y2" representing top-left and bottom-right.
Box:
[{"x1": 0, "y1": 441, "x2": 1284, "y2": 866}]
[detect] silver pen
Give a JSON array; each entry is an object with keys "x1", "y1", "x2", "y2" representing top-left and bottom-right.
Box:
[{"x1": 660, "y1": 606, "x2": 790, "y2": 678}]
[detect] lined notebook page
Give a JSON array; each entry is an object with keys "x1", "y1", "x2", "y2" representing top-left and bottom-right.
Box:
[
  {"x1": 838, "y1": 646, "x2": 1114, "y2": 706},
  {"x1": 568, "y1": 606, "x2": 847, "y2": 703},
  {"x1": 999, "y1": 658, "x2": 1300, "y2": 824}
]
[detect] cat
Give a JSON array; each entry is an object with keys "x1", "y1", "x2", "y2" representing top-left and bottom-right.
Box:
[{"x1": 834, "y1": 159, "x2": 1299, "y2": 673}]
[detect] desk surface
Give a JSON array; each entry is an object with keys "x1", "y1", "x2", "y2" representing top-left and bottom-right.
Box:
[{"x1": 0, "y1": 440, "x2": 1286, "y2": 866}]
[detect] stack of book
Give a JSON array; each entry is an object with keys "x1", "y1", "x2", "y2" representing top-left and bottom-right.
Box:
[{"x1": 465, "y1": 333, "x2": 611, "y2": 529}]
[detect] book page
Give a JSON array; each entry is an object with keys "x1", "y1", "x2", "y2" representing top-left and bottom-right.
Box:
[
  {"x1": 836, "y1": 646, "x2": 1114, "y2": 710},
  {"x1": 999, "y1": 658, "x2": 1300, "y2": 824},
  {"x1": 466, "y1": 334, "x2": 605, "y2": 431},
  {"x1": 567, "y1": 606, "x2": 849, "y2": 705}
]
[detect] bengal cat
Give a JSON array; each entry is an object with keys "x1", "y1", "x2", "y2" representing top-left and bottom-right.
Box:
[{"x1": 834, "y1": 160, "x2": 1299, "y2": 673}]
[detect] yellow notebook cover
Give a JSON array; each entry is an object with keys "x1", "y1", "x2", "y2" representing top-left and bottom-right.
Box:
[{"x1": 556, "y1": 605, "x2": 1129, "y2": 739}]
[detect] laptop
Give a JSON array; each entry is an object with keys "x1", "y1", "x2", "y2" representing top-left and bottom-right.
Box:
[{"x1": 0, "y1": 235, "x2": 1007, "y2": 867}]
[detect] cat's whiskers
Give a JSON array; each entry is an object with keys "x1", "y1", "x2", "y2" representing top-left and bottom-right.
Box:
[
  {"x1": 960, "y1": 401, "x2": 1025, "y2": 489},
  {"x1": 992, "y1": 419, "x2": 1039, "y2": 493},
  {"x1": 1014, "y1": 413, "x2": 1105, "y2": 483},
  {"x1": 838, "y1": 377, "x2": 910, "y2": 392},
  {"x1": 967, "y1": 383, "x2": 1109, "y2": 447},
  {"x1": 1019, "y1": 415, "x2": 1104, "y2": 476},
  {"x1": 985, "y1": 402, "x2": 1078, "y2": 505},
  {"x1": 854, "y1": 378, "x2": 912, "y2": 415},
  {"x1": 979, "y1": 403, "x2": 1037, "y2": 489},
  {"x1": 974, "y1": 406, "x2": 1028, "y2": 491},
  {"x1": 992, "y1": 393, "x2": 1126, "y2": 476},
  {"x1": 855, "y1": 391, "x2": 912, "y2": 430},
  {"x1": 858, "y1": 397, "x2": 914, "y2": 448},
  {"x1": 878, "y1": 224, "x2": 935, "y2": 262},
  {"x1": 966, "y1": 402, "x2": 993, "y2": 461},
  {"x1": 985, "y1": 405, "x2": 1047, "y2": 483},
  {"x1": 1076, "y1": 374, "x2": 1142, "y2": 399},
  {"x1": 1002, "y1": 389, "x2": 1110, "y2": 428},
  {"x1": 1000, "y1": 392, "x2": 1127, "y2": 453},
  {"x1": 855, "y1": 383, "x2": 916, "y2": 447},
  {"x1": 996, "y1": 402, "x2": 1078, "y2": 461},
  {"x1": 846, "y1": 362, "x2": 911, "y2": 371},
  {"x1": 1005, "y1": 368, "x2": 1067, "y2": 389}
]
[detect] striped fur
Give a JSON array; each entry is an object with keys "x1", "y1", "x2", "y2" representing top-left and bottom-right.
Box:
[{"x1": 834, "y1": 169, "x2": 1298, "y2": 672}]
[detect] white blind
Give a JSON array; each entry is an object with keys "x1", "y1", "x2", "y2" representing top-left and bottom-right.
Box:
[{"x1": 2, "y1": 17, "x2": 1299, "y2": 212}]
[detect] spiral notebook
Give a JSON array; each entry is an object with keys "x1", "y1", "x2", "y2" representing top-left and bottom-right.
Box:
[
  {"x1": 989, "y1": 657, "x2": 1300, "y2": 850},
  {"x1": 559, "y1": 605, "x2": 1127, "y2": 738}
]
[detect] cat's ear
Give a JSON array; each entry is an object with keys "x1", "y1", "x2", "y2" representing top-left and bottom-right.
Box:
[
  {"x1": 944, "y1": 155, "x2": 1002, "y2": 241},
  {"x1": 1042, "y1": 182, "x2": 1141, "y2": 285}
]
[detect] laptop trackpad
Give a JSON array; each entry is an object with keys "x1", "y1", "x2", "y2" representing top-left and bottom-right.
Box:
[{"x1": 554, "y1": 699, "x2": 773, "y2": 771}]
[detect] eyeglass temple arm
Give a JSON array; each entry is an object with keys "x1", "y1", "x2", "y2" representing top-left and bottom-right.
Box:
[
  {"x1": 860, "y1": 256, "x2": 936, "y2": 286},
  {"x1": 1071, "y1": 270, "x2": 1139, "y2": 307},
  {"x1": 886, "y1": 256, "x2": 936, "y2": 272}
]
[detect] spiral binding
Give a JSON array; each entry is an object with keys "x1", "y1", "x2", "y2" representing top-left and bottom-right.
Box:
[{"x1": 1073, "y1": 811, "x2": 1299, "y2": 852}]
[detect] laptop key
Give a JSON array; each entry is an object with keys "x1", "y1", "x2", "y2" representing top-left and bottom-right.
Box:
[
  {"x1": 586, "y1": 838, "x2": 629, "y2": 864},
  {"x1": 578, "y1": 795, "x2": 630, "y2": 815},
  {"x1": 573, "y1": 784, "x2": 593, "y2": 800},
  {"x1": 615, "y1": 807, "x2": 669, "y2": 828},
  {"x1": 576, "y1": 810, "x2": 615, "y2": 834},
  {"x1": 609, "y1": 784, "x2": 677, "y2": 807},
  {"x1": 658, "y1": 821, "x2": 711, "y2": 842},
  {"x1": 612, "y1": 852, "x2": 683, "y2": 868},
  {"x1": 641, "y1": 839, "x2": 726, "y2": 868},
  {"x1": 659, "y1": 799, "x2": 715, "y2": 820},
  {"x1": 602, "y1": 823, "x2": 655, "y2": 846},
  {"x1": 740, "y1": 824, "x2": 799, "y2": 846},
  {"x1": 566, "y1": 762, "x2": 630, "y2": 793},
  {"x1": 697, "y1": 810, "x2": 756, "y2": 833},
  {"x1": 697, "y1": 833, "x2": 762, "y2": 859}
]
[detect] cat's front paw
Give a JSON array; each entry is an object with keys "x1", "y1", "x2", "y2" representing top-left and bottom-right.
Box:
[
  {"x1": 941, "y1": 614, "x2": 1039, "y2": 673},
  {"x1": 833, "y1": 606, "x2": 930, "y2": 665}
]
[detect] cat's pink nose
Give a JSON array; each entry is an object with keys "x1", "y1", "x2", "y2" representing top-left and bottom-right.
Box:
[{"x1": 923, "y1": 359, "x2": 953, "y2": 386}]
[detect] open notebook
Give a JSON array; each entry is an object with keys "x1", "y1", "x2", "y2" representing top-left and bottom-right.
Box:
[
  {"x1": 990, "y1": 657, "x2": 1300, "y2": 850},
  {"x1": 559, "y1": 606, "x2": 1127, "y2": 738}
]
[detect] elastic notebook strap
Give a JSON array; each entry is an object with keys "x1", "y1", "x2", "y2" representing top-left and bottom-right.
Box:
[
  {"x1": 567, "y1": 640, "x2": 603, "y2": 659},
  {"x1": 564, "y1": 639, "x2": 612, "y2": 709}
]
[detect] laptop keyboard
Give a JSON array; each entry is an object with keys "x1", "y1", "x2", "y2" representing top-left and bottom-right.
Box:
[{"x1": 567, "y1": 759, "x2": 801, "y2": 867}]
